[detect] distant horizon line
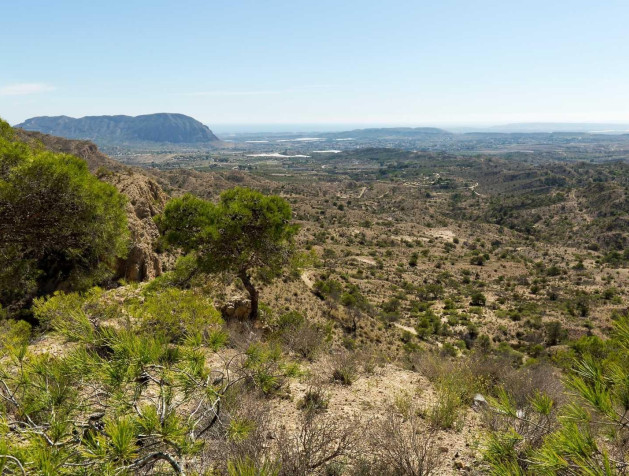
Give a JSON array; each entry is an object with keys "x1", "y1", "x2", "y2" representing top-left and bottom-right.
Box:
[
  {"x1": 12, "y1": 114, "x2": 629, "y2": 134},
  {"x1": 12, "y1": 114, "x2": 629, "y2": 127},
  {"x1": 208, "y1": 121, "x2": 629, "y2": 134}
]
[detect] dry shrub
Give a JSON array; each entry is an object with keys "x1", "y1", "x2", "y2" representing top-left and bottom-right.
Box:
[
  {"x1": 226, "y1": 318, "x2": 264, "y2": 351},
  {"x1": 282, "y1": 321, "x2": 326, "y2": 361},
  {"x1": 478, "y1": 360, "x2": 564, "y2": 444},
  {"x1": 356, "y1": 346, "x2": 387, "y2": 374},
  {"x1": 297, "y1": 386, "x2": 329, "y2": 414},
  {"x1": 495, "y1": 361, "x2": 564, "y2": 407},
  {"x1": 330, "y1": 350, "x2": 360, "y2": 385},
  {"x1": 416, "y1": 351, "x2": 564, "y2": 407},
  {"x1": 197, "y1": 387, "x2": 273, "y2": 474},
  {"x1": 366, "y1": 409, "x2": 441, "y2": 475},
  {"x1": 276, "y1": 411, "x2": 360, "y2": 476},
  {"x1": 414, "y1": 351, "x2": 563, "y2": 432}
]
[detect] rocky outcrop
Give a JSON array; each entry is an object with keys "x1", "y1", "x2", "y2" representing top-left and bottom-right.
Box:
[
  {"x1": 105, "y1": 172, "x2": 169, "y2": 281},
  {"x1": 16, "y1": 129, "x2": 171, "y2": 282},
  {"x1": 219, "y1": 296, "x2": 252, "y2": 320}
]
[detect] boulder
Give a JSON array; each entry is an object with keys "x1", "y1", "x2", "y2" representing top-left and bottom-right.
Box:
[{"x1": 220, "y1": 297, "x2": 251, "y2": 320}]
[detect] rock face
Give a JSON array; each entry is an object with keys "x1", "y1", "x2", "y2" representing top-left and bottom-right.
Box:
[
  {"x1": 220, "y1": 296, "x2": 252, "y2": 320},
  {"x1": 16, "y1": 113, "x2": 220, "y2": 145},
  {"x1": 16, "y1": 129, "x2": 170, "y2": 281},
  {"x1": 106, "y1": 172, "x2": 168, "y2": 281}
]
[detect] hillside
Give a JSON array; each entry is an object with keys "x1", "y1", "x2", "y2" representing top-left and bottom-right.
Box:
[
  {"x1": 15, "y1": 129, "x2": 171, "y2": 281},
  {"x1": 16, "y1": 113, "x2": 220, "y2": 145},
  {"x1": 3, "y1": 125, "x2": 629, "y2": 474}
]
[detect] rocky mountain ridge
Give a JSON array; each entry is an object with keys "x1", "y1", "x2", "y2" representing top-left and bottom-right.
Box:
[{"x1": 16, "y1": 113, "x2": 220, "y2": 145}]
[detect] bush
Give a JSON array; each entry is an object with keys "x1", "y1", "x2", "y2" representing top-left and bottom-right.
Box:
[
  {"x1": 544, "y1": 320, "x2": 567, "y2": 346},
  {"x1": 277, "y1": 310, "x2": 306, "y2": 330},
  {"x1": 298, "y1": 387, "x2": 329, "y2": 414},
  {"x1": 314, "y1": 278, "x2": 344, "y2": 301},
  {"x1": 427, "y1": 377, "x2": 464, "y2": 430},
  {"x1": 277, "y1": 412, "x2": 359, "y2": 476},
  {"x1": 470, "y1": 291, "x2": 487, "y2": 307},
  {"x1": 33, "y1": 287, "x2": 112, "y2": 342},
  {"x1": 0, "y1": 318, "x2": 31, "y2": 354},
  {"x1": 409, "y1": 252, "x2": 419, "y2": 267},
  {"x1": 244, "y1": 342, "x2": 300, "y2": 394},
  {"x1": 227, "y1": 458, "x2": 280, "y2": 476},
  {"x1": 0, "y1": 123, "x2": 129, "y2": 313},
  {"x1": 278, "y1": 313, "x2": 325, "y2": 361},
  {"x1": 143, "y1": 253, "x2": 199, "y2": 292},
  {"x1": 134, "y1": 288, "x2": 224, "y2": 345},
  {"x1": 415, "y1": 310, "x2": 442, "y2": 339},
  {"x1": 470, "y1": 255, "x2": 486, "y2": 266},
  {"x1": 0, "y1": 319, "x2": 224, "y2": 474},
  {"x1": 368, "y1": 408, "x2": 440, "y2": 475},
  {"x1": 331, "y1": 351, "x2": 359, "y2": 385}
]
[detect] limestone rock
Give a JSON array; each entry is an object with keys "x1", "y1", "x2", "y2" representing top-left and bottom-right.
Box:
[
  {"x1": 220, "y1": 297, "x2": 251, "y2": 320},
  {"x1": 106, "y1": 172, "x2": 168, "y2": 281}
]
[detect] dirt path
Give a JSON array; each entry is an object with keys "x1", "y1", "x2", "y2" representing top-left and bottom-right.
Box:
[
  {"x1": 354, "y1": 256, "x2": 376, "y2": 266},
  {"x1": 300, "y1": 270, "x2": 315, "y2": 289},
  {"x1": 469, "y1": 182, "x2": 484, "y2": 197},
  {"x1": 394, "y1": 323, "x2": 417, "y2": 335}
]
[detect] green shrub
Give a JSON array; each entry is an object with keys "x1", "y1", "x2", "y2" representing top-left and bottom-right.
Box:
[
  {"x1": 298, "y1": 387, "x2": 329, "y2": 414},
  {"x1": 134, "y1": 288, "x2": 224, "y2": 344},
  {"x1": 244, "y1": 342, "x2": 299, "y2": 393},
  {"x1": 33, "y1": 288, "x2": 110, "y2": 342},
  {"x1": 470, "y1": 291, "x2": 487, "y2": 306},
  {"x1": 415, "y1": 310, "x2": 442, "y2": 339},
  {"x1": 0, "y1": 318, "x2": 31, "y2": 354},
  {"x1": 0, "y1": 123, "x2": 128, "y2": 313},
  {"x1": 409, "y1": 252, "x2": 419, "y2": 267},
  {"x1": 227, "y1": 457, "x2": 280, "y2": 476},
  {"x1": 427, "y1": 376, "x2": 465, "y2": 430},
  {"x1": 143, "y1": 253, "x2": 199, "y2": 292},
  {"x1": 544, "y1": 320, "x2": 567, "y2": 346},
  {"x1": 277, "y1": 310, "x2": 305, "y2": 330}
]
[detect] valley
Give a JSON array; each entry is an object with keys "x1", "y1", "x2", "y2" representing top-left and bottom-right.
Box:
[
  {"x1": 5, "y1": 1, "x2": 629, "y2": 473},
  {"x1": 3, "y1": 122, "x2": 629, "y2": 474}
]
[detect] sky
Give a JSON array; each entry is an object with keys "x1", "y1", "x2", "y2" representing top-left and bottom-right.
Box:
[{"x1": 1, "y1": 0, "x2": 629, "y2": 129}]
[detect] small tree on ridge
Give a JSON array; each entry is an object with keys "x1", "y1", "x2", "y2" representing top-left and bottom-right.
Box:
[{"x1": 157, "y1": 187, "x2": 298, "y2": 319}]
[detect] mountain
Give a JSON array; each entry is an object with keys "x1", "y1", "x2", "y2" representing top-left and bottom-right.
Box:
[
  {"x1": 326, "y1": 127, "x2": 452, "y2": 139},
  {"x1": 480, "y1": 123, "x2": 629, "y2": 134},
  {"x1": 16, "y1": 113, "x2": 220, "y2": 145}
]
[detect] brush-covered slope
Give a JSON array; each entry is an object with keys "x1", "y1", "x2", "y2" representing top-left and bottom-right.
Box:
[{"x1": 16, "y1": 128, "x2": 170, "y2": 281}]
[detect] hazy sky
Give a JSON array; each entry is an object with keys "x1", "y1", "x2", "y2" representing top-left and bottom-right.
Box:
[{"x1": 2, "y1": 0, "x2": 629, "y2": 127}]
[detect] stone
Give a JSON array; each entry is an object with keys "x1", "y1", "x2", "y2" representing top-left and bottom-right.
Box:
[{"x1": 220, "y1": 297, "x2": 251, "y2": 320}]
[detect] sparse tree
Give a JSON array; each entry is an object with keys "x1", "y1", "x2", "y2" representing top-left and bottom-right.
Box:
[{"x1": 158, "y1": 187, "x2": 298, "y2": 319}]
